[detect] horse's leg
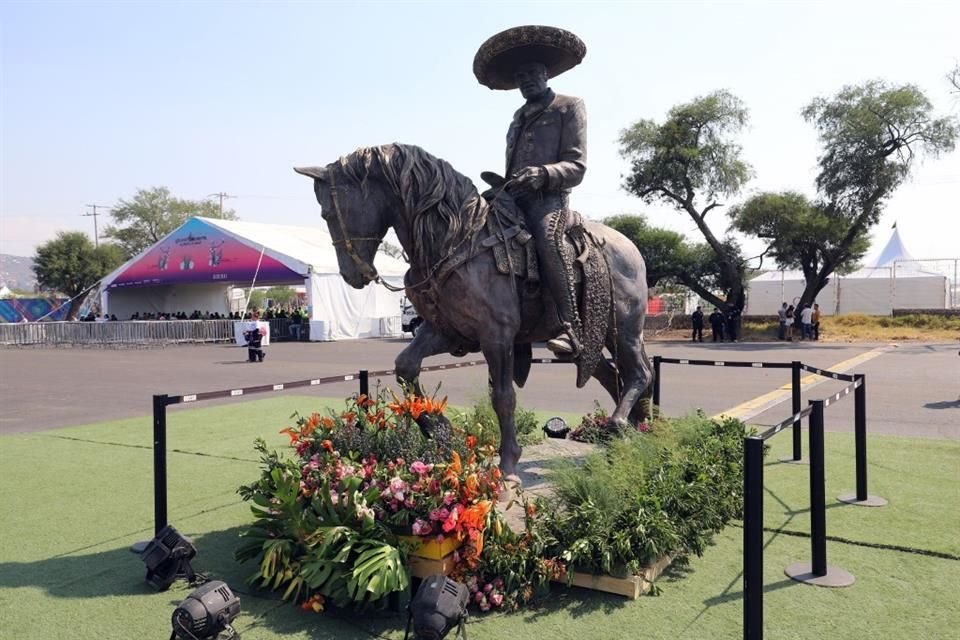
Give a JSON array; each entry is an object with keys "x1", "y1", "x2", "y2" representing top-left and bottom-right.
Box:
[
  {"x1": 394, "y1": 321, "x2": 456, "y2": 396},
  {"x1": 481, "y1": 341, "x2": 520, "y2": 478},
  {"x1": 627, "y1": 341, "x2": 655, "y2": 424},
  {"x1": 608, "y1": 329, "x2": 654, "y2": 426}
]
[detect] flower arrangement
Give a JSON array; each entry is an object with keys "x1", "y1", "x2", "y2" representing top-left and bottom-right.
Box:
[
  {"x1": 568, "y1": 402, "x2": 652, "y2": 444},
  {"x1": 237, "y1": 387, "x2": 502, "y2": 609}
]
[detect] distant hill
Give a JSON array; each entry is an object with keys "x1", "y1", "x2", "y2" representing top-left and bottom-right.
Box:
[{"x1": 0, "y1": 254, "x2": 37, "y2": 292}]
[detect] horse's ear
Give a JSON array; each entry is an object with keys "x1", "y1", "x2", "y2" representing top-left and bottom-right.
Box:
[{"x1": 293, "y1": 166, "x2": 328, "y2": 181}]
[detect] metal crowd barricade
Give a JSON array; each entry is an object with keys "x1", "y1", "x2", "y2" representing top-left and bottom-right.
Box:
[{"x1": 0, "y1": 320, "x2": 236, "y2": 347}]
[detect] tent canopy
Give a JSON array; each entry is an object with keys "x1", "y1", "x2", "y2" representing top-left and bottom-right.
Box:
[{"x1": 99, "y1": 217, "x2": 410, "y2": 340}]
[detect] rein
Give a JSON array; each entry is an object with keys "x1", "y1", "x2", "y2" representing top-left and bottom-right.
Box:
[{"x1": 326, "y1": 168, "x2": 510, "y2": 296}]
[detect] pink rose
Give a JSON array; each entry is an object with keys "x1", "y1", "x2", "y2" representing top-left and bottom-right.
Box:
[
  {"x1": 443, "y1": 491, "x2": 457, "y2": 506},
  {"x1": 389, "y1": 476, "x2": 407, "y2": 494},
  {"x1": 410, "y1": 461, "x2": 432, "y2": 475},
  {"x1": 429, "y1": 508, "x2": 449, "y2": 522},
  {"x1": 412, "y1": 519, "x2": 432, "y2": 536},
  {"x1": 474, "y1": 591, "x2": 484, "y2": 603},
  {"x1": 483, "y1": 583, "x2": 493, "y2": 593},
  {"x1": 490, "y1": 593, "x2": 503, "y2": 607}
]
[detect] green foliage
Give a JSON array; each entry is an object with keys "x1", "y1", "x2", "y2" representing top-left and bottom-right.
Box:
[
  {"x1": 265, "y1": 286, "x2": 298, "y2": 306},
  {"x1": 729, "y1": 191, "x2": 869, "y2": 276},
  {"x1": 617, "y1": 91, "x2": 752, "y2": 309},
  {"x1": 542, "y1": 413, "x2": 746, "y2": 577},
  {"x1": 103, "y1": 186, "x2": 238, "y2": 256},
  {"x1": 247, "y1": 289, "x2": 266, "y2": 312},
  {"x1": 803, "y1": 81, "x2": 957, "y2": 219},
  {"x1": 458, "y1": 394, "x2": 542, "y2": 447},
  {"x1": 32, "y1": 232, "x2": 126, "y2": 305},
  {"x1": 236, "y1": 440, "x2": 409, "y2": 608},
  {"x1": 619, "y1": 90, "x2": 752, "y2": 204}
]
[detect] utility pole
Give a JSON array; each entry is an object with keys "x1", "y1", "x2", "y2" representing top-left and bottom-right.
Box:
[
  {"x1": 207, "y1": 192, "x2": 233, "y2": 217},
  {"x1": 83, "y1": 204, "x2": 112, "y2": 247}
]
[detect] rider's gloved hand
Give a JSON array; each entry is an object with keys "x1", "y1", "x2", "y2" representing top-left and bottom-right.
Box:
[{"x1": 510, "y1": 166, "x2": 547, "y2": 193}]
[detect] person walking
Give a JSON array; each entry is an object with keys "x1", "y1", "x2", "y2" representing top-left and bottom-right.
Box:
[
  {"x1": 691, "y1": 306, "x2": 704, "y2": 342},
  {"x1": 777, "y1": 302, "x2": 788, "y2": 340},
  {"x1": 710, "y1": 308, "x2": 725, "y2": 342}
]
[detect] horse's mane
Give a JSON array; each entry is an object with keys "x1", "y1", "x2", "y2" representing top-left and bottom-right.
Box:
[{"x1": 336, "y1": 144, "x2": 487, "y2": 277}]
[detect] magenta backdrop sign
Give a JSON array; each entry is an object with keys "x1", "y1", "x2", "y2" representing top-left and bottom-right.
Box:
[{"x1": 108, "y1": 218, "x2": 304, "y2": 288}]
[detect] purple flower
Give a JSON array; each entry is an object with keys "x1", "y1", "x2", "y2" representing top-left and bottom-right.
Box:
[
  {"x1": 474, "y1": 591, "x2": 485, "y2": 603},
  {"x1": 412, "y1": 519, "x2": 432, "y2": 536},
  {"x1": 483, "y1": 583, "x2": 493, "y2": 593},
  {"x1": 429, "y1": 507, "x2": 450, "y2": 522}
]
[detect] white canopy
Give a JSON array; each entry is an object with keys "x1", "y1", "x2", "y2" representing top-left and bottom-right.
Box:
[
  {"x1": 745, "y1": 228, "x2": 947, "y2": 315},
  {"x1": 99, "y1": 216, "x2": 409, "y2": 340}
]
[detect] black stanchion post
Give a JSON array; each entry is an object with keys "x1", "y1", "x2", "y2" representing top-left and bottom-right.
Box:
[
  {"x1": 652, "y1": 355, "x2": 662, "y2": 407},
  {"x1": 359, "y1": 369, "x2": 369, "y2": 398},
  {"x1": 854, "y1": 374, "x2": 867, "y2": 501},
  {"x1": 808, "y1": 399, "x2": 827, "y2": 576},
  {"x1": 153, "y1": 394, "x2": 169, "y2": 536},
  {"x1": 743, "y1": 436, "x2": 764, "y2": 640},
  {"x1": 791, "y1": 361, "x2": 802, "y2": 460}
]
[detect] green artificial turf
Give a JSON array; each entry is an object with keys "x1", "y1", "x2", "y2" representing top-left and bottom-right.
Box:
[{"x1": 0, "y1": 396, "x2": 957, "y2": 640}]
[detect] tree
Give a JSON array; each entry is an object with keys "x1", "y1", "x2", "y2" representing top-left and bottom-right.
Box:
[
  {"x1": 32, "y1": 232, "x2": 126, "y2": 319},
  {"x1": 605, "y1": 214, "x2": 744, "y2": 296},
  {"x1": 790, "y1": 81, "x2": 958, "y2": 310},
  {"x1": 378, "y1": 241, "x2": 405, "y2": 260},
  {"x1": 729, "y1": 192, "x2": 870, "y2": 299},
  {"x1": 948, "y1": 64, "x2": 960, "y2": 94},
  {"x1": 619, "y1": 90, "x2": 752, "y2": 310},
  {"x1": 265, "y1": 286, "x2": 298, "y2": 307},
  {"x1": 103, "y1": 187, "x2": 238, "y2": 257}
]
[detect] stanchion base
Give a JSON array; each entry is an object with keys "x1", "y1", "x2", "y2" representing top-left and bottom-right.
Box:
[
  {"x1": 129, "y1": 540, "x2": 149, "y2": 554},
  {"x1": 784, "y1": 562, "x2": 855, "y2": 587},
  {"x1": 778, "y1": 456, "x2": 809, "y2": 465},
  {"x1": 837, "y1": 493, "x2": 888, "y2": 507}
]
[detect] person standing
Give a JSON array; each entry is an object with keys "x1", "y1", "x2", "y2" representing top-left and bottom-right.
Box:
[
  {"x1": 777, "y1": 302, "x2": 788, "y2": 340},
  {"x1": 474, "y1": 25, "x2": 587, "y2": 357},
  {"x1": 244, "y1": 311, "x2": 266, "y2": 362},
  {"x1": 709, "y1": 308, "x2": 725, "y2": 342},
  {"x1": 726, "y1": 306, "x2": 741, "y2": 342},
  {"x1": 784, "y1": 305, "x2": 795, "y2": 342},
  {"x1": 800, "y1": 304, "x2": 813, "y2": 340},
  {"x1": 812, "y1": 303, "x2": 821, "y2": 341},
  {"x1": 691, "y1": 306, "x2": 704, "y2": 342}
]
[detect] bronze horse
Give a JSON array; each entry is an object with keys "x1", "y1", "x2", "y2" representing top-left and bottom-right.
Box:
[{"x1": 295, "y1": 143, "x2": 653, "y2": 477}]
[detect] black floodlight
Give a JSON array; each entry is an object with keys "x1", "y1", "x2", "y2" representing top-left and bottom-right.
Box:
[
  {"x1": 140, "y1": 525, "x2": 197, "y2": 591},
  {"x1": 404, "y1": 575, "x2": 469, "y2": 640},
  {"x1": 543, "y1": 416, "x2": 570, "y2": 439},
  {"x1": 171, "y1": 580, "x2": 241, "y2": 640}
]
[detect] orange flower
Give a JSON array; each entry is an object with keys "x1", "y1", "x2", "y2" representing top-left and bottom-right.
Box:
[
  {"x1": 464, "y1": 473, "x2": 480, "y2": 500},
  {"x1": 460, "y1": 500, "x2": 491, "y2": 531},
  {"x1": 321, "y1": 440, "x2": 334, "y2": 453},
  {"x1": 320, "y1": 416, "x2": 335, "y2": 430},
  {"x1": 279, "y1": 427, "x2": 298, "y2": 444},
  {"x1": 300, "y1": 593, "x2": 325, "y2": 613},
  {"x1": 465, "y1": 435, "x2": 477, "y2": 450},
  {"x1": 525, "y1": 502, "x2": 537, "y2": 519},
  {"x1": 341, "y1": 411, "x2": 356, "y2": 423}
]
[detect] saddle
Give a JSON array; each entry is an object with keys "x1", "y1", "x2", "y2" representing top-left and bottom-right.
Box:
[{"x1": 478, "y1": 172, "x2": 612, "y2": 388}]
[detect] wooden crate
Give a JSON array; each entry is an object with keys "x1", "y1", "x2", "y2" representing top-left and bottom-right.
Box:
[
  {"x1": 553, "y1": 554, "x2": 673, "y2": 600},
  {"x1": 409, "y1": 550, "x2": 458, "y2": 578},
  {"x1": 397, "y1": 534, "x2": 461, "y2": 560}
]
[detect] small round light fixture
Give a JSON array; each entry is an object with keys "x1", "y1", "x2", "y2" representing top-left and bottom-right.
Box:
[
  {"x1": 543, "y1": 416, "x2": 570, "y2": 439},
  {"x1": 405, "y1": 574, "x2": 469, "y2": 640},
  {"x1": 171, "y1": 580, "x2": 241, "y2": 640}
]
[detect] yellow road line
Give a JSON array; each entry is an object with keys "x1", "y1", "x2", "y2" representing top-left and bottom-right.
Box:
[{"x1": 713, "y1": 345, "x2": 894, "y2": 421}]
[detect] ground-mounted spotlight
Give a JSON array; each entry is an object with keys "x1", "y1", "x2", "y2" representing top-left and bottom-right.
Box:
[
  {"x1": 543, "y1": 416, "x2": 570, "y2": 439},
  {"x1": 170, "y1": 580, "x2": 241, "y2": 640},
  {"x1": 140, "y1": 525, "x2": 198, "y2": 591},
  {"x1": 405, "y1": 574, "x2": 469, "y2": 640}
]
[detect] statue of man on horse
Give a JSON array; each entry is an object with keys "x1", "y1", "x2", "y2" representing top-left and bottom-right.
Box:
[{"x1": 474, "y1": 25, "x2": 589, "y2": 359}]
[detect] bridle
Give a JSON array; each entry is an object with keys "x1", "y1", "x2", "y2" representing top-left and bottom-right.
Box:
[{"x1": 326, "y1": 170, "x2": 404, "y2": 291}]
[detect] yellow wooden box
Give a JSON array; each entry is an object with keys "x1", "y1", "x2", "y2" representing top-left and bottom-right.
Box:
[{"x1": 397, "y1": 534, "x2": 462, "y2": 560}]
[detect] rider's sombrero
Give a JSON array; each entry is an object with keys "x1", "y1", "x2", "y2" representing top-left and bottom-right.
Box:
[{"x1": 473, "y1": 25, "x2": 586, "y2": 90}]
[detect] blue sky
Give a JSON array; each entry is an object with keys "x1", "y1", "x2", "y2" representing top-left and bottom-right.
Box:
[{"x1": 2, "y1": 0, "x2": 958, "y2": 265}]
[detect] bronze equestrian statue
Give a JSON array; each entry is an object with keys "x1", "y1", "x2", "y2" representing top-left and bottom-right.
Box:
[{"x1": 294, "y1": 27, "x2": 654, "y2": 480}]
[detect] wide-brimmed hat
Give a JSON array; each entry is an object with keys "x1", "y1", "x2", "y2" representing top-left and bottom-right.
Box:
[{"x1": 473, "y1": 25, "x2": 586, "y2": 91}]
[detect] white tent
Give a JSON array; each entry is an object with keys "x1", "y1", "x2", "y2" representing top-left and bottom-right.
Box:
[
  {"x1": 98, "y1": 217, "x2": 408, "y2": 340},
  {"x1": 745, "y1": 228, "x2": 948, "y2": 315}
]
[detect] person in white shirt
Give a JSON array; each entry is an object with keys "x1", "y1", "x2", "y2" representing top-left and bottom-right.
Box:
[{"x1": 800, "y1": 304, "x2": 813, "y2": 340}]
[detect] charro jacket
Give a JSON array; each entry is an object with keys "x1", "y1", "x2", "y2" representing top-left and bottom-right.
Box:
[{"x1": 505, "y1": 89, "x2": 587, "y2": 197}]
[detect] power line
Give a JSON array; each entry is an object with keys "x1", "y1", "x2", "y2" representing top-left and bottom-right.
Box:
[
  {"x1": 82, "y1": 204, "x2": 113, "y2": 248},
  {"x1": 206, "y1": 192, "x2": 235, "y2": 216}
]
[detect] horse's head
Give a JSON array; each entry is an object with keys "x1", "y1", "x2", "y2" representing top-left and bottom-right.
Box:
[{"x1": 293, "y1": 161, "x2": 392, "y2": 289}]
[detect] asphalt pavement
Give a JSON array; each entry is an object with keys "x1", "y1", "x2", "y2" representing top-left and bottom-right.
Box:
[{"x1": 1, "y1": 337, "x2": 957, "y2": 438}]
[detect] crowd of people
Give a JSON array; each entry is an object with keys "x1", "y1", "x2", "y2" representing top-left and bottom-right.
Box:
[
  {"x1": 79, "y1": 306, "x2": 309, "y2": 323},
  {"x1": 776, "y1": 302, "x2": 821, "y2": 341},
  {"x1": 689, "y1": 302, "x2": 822, "y2": 343}
]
